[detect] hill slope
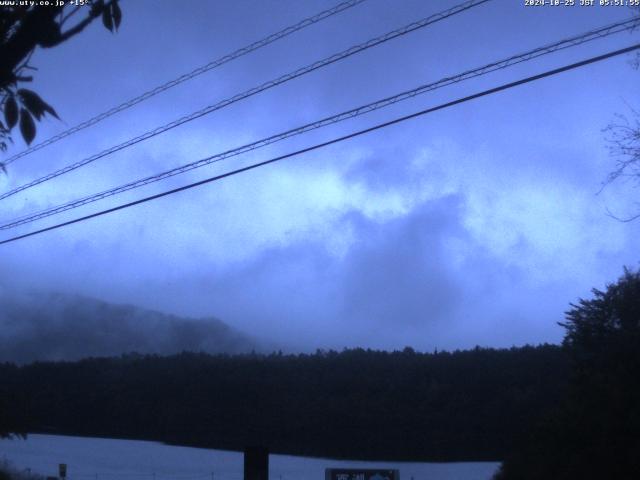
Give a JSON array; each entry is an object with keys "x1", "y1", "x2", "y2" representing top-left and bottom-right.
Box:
[{"x1": 0, "y1": 292, "x2": 258, "y2": 363}]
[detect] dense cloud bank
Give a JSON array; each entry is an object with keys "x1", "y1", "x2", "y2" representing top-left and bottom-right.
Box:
[{"x1": 0, "y1": 0, "x2": 638, "y2": 352}]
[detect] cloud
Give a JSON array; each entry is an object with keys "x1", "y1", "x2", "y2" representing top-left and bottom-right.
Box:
[
  {"x1": 2, "y1": 135, "x2": 638, "y2": 355},
  {"x1": 338, "y1": 196, "x2": 467, "y2": 329},
  {"x1": 1, "y1": 0, "x2": 639, "y2": 358},
  {"x1": 128, "y1": 192, "x2": 569, "y2": 352}
]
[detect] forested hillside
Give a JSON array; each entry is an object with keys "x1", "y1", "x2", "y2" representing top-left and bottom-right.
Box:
[{"x1": 0, "y1": 345, "x2": 567, "y2": 461}]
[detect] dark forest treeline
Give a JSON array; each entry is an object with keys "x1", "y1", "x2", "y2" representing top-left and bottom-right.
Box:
[
  {"x1": 0, "y1": 345, "x2": 568, "y2": 461},
  {"x1": 495, "y1": 268, "x2": 640, "y2": 479}
]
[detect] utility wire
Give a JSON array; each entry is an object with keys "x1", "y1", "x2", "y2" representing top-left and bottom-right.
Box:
[
  {"x1": 2, "y1": 42, "x2": 638, "y2": 246},
  {"x1": 2, "y1": 0, "x2": 369, "y2": 166},
  {"x1": 2, "y1": 16, "x2": 638, "y2": 231},
  {"x1": 0, "y1": 0, "x2": 491, "y2": 200}
]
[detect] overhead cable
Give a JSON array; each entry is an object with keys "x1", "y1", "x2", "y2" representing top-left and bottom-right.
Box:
[
  {"x1": 2, "y1": 0, "x2": 369, "y2": 166},
  {"x1": 2, "y1": 42, "x2": 638, "y2": 246},
  {"x1": 2, "y1": 16, "x2": 638, "y2": 231},
  {"x1": 0, "y1": 0, "x2": 491, "y2": 200}
]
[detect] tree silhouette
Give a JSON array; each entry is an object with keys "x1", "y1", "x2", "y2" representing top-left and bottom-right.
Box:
[
  {"x1": 0, "y1": 1, "x2": 122, "y2": 162},
  {"x1": 602, "y1": 7, "x2": 640, "y2": 221},
  {"x1": 0, "y1": 345, "x2": 569, "y2": 461},
  {"x1": 495, "y1": 268, "x2": 640, "y2": 479},
  {"x1": 603, "y1": 102, "x2": 640, "y2": 222}
]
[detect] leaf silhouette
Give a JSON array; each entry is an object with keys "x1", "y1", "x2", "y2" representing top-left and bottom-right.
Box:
[
  {"x1": 102, "y1": 7, "x2": 114, "y2": 32},
  {"x1": 4, "y1": 96, "x2": 18, "y2": 129},
  {"x1": 17, "y1": 89, "x2": 59, "y2": 120},
  {"x1": 19, "y1": 108, "x2": 36, "y2": 145},
  {"x1": 112, "y1": 1, "x2": 122, "y2": 30}
]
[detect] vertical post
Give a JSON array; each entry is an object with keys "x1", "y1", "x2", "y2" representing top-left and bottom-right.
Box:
[{"x1": 244, "y1": 446, "x2": 268, "y2": 480}]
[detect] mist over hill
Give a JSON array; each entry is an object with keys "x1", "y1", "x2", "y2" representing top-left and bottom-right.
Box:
[{"x1": 0, "y1": 291, "x2": 260, "y2": 363}]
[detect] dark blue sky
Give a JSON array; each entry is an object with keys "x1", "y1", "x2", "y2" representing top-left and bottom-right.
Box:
[{"x1": 1, "y1": 0, "x2": 639, "y2": 351}]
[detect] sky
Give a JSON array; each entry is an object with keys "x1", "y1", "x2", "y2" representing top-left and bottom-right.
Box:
[{"x1": 0, "y1": 0, "x2": 639, "y2": 352}]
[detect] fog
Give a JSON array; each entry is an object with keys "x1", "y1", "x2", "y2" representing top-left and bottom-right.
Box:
[
  {"x1": 1, "y1": 0, "x2": 639, "y2": 357},
  {"x1": 0, "y1": 290, "x2": 257, "y2": 363}
]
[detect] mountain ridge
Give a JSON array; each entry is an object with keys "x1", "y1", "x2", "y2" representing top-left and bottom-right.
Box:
[{"x1": 0, "y1": 291, "x2": 259, "y2": 363}]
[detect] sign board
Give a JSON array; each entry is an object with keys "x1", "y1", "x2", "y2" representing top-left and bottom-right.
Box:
[
  {"x1": 58, "y1": 464, "x2": 67, "y2": 479},
  {"x1": 325, "y1": 469, "x2": 399, "y2": 480}
]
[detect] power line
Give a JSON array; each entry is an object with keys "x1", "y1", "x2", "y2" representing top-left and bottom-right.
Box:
[
  {"x1": 0, "y1": 0, "x2": 491, "y2": 201},
  {"x1": 2, "y1": 0, "x2": 369, "y2": 166},
  {"x1": 2, "y1": 16, "x2": 638, "y2": 231},
  {"x1": 2, "y1": 42, "x2": 638, "y2": 247}
]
